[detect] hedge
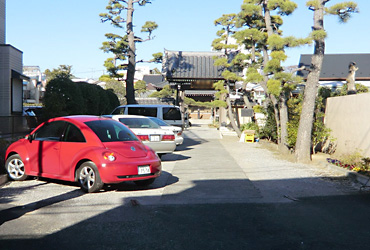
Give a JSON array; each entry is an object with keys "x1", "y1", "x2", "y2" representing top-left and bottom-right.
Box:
[{"x1": 43, "y1": 77, "x2": 119, "y2": 119}]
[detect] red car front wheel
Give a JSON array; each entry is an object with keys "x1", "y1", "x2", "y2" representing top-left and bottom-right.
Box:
[{"x1": 6, "y1": 154, "x2": 28, "y2": 181}]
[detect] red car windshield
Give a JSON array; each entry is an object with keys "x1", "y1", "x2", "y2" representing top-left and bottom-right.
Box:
[{"x1": 85, "y1": 119, "x2": 139, "y2": 142}]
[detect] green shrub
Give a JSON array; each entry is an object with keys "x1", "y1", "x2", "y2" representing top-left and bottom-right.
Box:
[
  {"x1": 240, "y1": 122, "x2": 260, "y2": 138},
  {"x1": 106, "y1": 89, "x2": 120, "y2": 114},
  {"x1": 332, "y1": 83, "x2": 369, "y2": 96},
  {"x1": 259, "y1": 104, "x2": 277, "y2": 142},
  {"x1": 43, "y1": 76, "x2": 119, "y2": 118},
  {"x1": 339, "y1": 151, "x2": 363, "y2": 168},
  {"x1": 253, "y1": 105, "x2": 264, "y2": 114},
  {"x1": 336, "y1": 150, "x2": 370, "y2": 173},
  {"x1": 287, "y1": 96, "x2": 302, "y2": 147},
  {"x1": 43, "y1": 76, "x2": 84, "y2": 119},
  {"x1": 287, "y1": 90, "x2": 333, "y2": 152},
  {"x1": 79, "y1": 82, "x2": 100, "y2": 115}
]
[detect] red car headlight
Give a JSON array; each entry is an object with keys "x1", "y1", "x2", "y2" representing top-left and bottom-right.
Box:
[{"x1": 103, "y1": 152, "x2": 116, "y2": 161}]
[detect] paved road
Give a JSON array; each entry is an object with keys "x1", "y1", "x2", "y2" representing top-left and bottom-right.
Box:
[{"x1": 1, "y1": 124, "x2": 370, "y2": 249}]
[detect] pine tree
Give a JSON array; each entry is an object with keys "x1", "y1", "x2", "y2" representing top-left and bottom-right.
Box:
[
  {"x1": 295, "y1": 0, "x2": 358, "y2": 163},
  {"x1": 100, "y1": 0, "x2": 158, "y2": 104}
]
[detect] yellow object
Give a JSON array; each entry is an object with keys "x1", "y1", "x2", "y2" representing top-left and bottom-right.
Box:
[{"x1": 244, "y1": 130, "x2": 255, "y2": 143}]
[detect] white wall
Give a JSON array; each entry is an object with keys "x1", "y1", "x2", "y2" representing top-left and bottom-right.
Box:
[{"x1": 12, "y1": 78, "x2": 22, "y2": 112}]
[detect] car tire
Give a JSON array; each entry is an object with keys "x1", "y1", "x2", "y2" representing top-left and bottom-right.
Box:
[
  {"x1": 134, "y1": 178, "x2": 155, "y2": 187},
  {"x1": 6, "y1": 154, "x2": 28, "y2": 181},
  {"x1": 76, "y1": 162, "x2": 104, "y2": 193}
]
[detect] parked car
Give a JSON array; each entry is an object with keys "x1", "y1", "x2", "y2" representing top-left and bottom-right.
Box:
[
  {"x1": 110, "y1": 104, "x2": 183, "y2": 128},
  {"x1": 23, "y1": 106, "x2": 43, "y2": 117},
  {"x1": 5, "y1": 115, "x2": 161, "y2": 193},
  {"x1": 23, "y1": 106, "x2": 44, "y2": 130},
  {"x1": 148, "y1": 117, "x2": 184, "y2": 145},
  {"x1": 111, "y1": 115, "x2": 176, "y2": 156}
]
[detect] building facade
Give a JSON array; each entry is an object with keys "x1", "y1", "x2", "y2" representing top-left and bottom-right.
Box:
[
  {"x1": 297, "y1": 53, "x2": 370, "y2": 89},
  {"x1": 23, "y1": 66, "x2": 45, "y2": 103},
  {"x1": 0, "y1": 0, "x2": 28, "y2": 116}
]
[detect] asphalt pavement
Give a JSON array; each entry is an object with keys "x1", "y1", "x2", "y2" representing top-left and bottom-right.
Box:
[{"x1": 1, "y1": 119, "x2": 370, "y2": 249}]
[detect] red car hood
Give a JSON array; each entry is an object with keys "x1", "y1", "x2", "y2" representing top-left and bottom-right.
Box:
[{"x1": 103, "y1": 141, "x2": 148, "y2": 158}]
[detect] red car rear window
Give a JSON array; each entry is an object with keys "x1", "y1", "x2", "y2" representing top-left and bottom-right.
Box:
[{"x1": 85, "y1": 120, "x2": 138, "y2": 142}]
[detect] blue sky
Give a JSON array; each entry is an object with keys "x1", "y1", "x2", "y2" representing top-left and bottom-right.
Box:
[{"x1": 6, "y1": 0, "x2": 370, "y2": 80}]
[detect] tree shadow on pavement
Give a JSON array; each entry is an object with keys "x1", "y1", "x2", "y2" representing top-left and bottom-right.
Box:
[
  {"x1": 0, "y1": 189, "x2": 83, "y2": 226},
  {"x1": 2, "y1": 177, "x2": 370, "y2": 250},
  {"x1": 0, "y1": 181, "x2": 48, "y2": 204}
]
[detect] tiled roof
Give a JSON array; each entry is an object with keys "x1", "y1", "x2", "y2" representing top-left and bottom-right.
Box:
[
  {"x1": 163, "y1": 49, "x2": 226, "y2": 82},
  {"x1": 142, "y1": 74, "x2": 164, "y2": 84},
  {"x1": 152, "y1": 81, "x2": 169, "y2": 89},
  {"x1": 142, "y1": 74, "x2": 169, "y2": 89},
  {"x1": 297, "y1": 53, "x2": 370, "y2": 80}
]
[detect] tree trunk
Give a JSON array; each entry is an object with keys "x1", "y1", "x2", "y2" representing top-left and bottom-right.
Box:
[
  {"x1": 251, "y1": 43, "x2": 256, "y2": 63},
  {"x1": 126, "y1": 0, "x2": 137, "y2": 104},
  {"x1": 262, "y1": 1, "x2": 291, "y2": 152},
  {"x1": 242, "y1": 82, "x2": 253, "y2": 109},
  {"x1": 243, "y1": 94, "x2": 253, "y2": 109},
  {"x1": 235, "y1": 106, "x2": 240, "y2": 128},
  {"x1": 219, "y1": 93, "x2": 227, "y2": 127},
  {"x1": 279, "y1": 93, "x2": 290, "y2": 153},
  {"x1": 226, "y1": 85, "x2": 242, "y2": 137},
  {"x1": 295, "y1": 1, "x2": 325, "y2": 163},
  {"x1": 263, "y1": 1, "x2": 274, "y2": 36},
  {"x1": 261, "y1": 47, "x2": 281, "y2": 145},
  {"x1": 180, "y1": 90, "x2": 185, "y2": 130},
  {"x1": 346, "y1": 62, "x2": 358, "y2": 94}
]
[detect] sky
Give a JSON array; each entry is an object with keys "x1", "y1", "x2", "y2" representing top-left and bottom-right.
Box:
[{"x1": 5, "y1": 0, "x2": 370, "y2": 80}]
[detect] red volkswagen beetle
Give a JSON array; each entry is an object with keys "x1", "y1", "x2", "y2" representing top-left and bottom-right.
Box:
[{"x1": 5, "y1": 116, "x2": 161, "y2": 193}]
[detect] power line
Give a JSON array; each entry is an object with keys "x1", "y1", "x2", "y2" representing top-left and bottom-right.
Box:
[{"x1": 73, "y1": 69, "x2": 105, "y2": 74}]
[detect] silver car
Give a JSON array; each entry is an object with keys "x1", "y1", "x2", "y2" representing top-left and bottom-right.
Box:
[
  {"x1": 111, "y1": 115, "x2": 176, "y2": 156},
  {"x1": 148, "y1": 117, "x2": 184, "y2": 145}
]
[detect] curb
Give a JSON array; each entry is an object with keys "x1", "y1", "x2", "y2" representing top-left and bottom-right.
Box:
[
  {"x1": 0, "y1": 174, "x2": 8, "y2": 187},
  {"x1": 347, "y1": 171, "x2": 370, "y2": 187},
  {"x1": 322, "y1": 161, "x2": 370, "y2": 187}
]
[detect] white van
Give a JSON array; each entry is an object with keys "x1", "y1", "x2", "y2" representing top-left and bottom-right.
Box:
[{"x1": 110, "y1": 104, "x2": 183, "y2": 128}]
